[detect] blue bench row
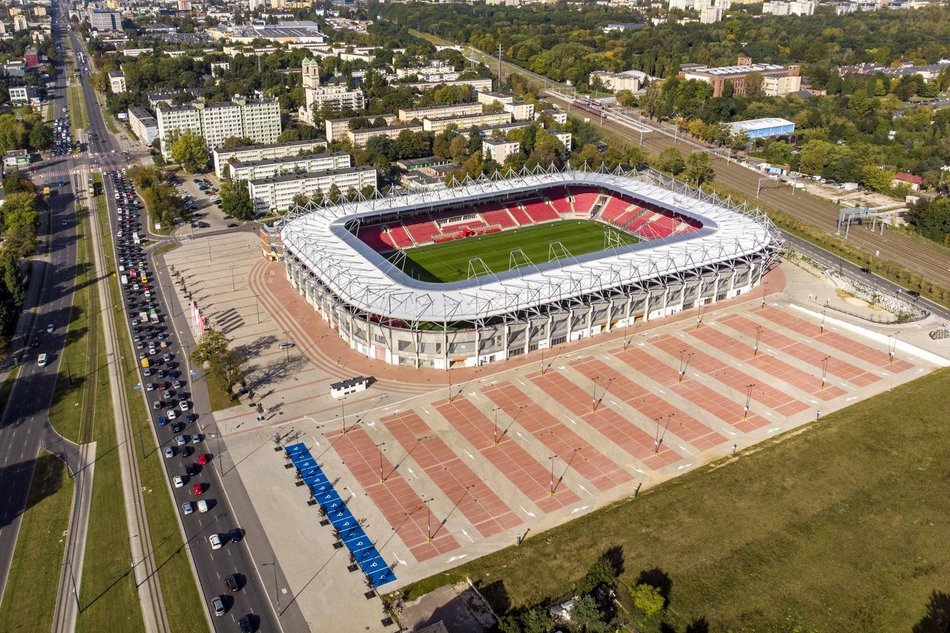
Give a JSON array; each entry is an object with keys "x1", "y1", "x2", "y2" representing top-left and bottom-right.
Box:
[{"x1": 285, "y1": 442, "x2": 396, "y2": 588}]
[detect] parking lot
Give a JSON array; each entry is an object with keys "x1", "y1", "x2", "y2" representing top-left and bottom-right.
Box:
[{"x1": 172, "y1": 172, "x2": 244, "y2": 234}]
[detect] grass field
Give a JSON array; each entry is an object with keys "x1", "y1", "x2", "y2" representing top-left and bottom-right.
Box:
[
  {"x1": 0, "y1": 452, "x2": 73, "y2": 633},
  {"x1": 397, "y1": 367, "x2": 950, "y2": 632},
  {"x1": 52, "y1": 177, "x2": 146, "y2": 633},
  {"x1": 388, "y1": 220, "x2": 637, "y2": 283}
]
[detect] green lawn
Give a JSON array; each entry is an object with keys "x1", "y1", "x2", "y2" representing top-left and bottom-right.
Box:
[
  {"x1": 50, "y1": 177, "x2": 145, "y2": 633},
  {"x1": 396, "y1": 367, "x2": 950, "y2": 632},
  {"x1": 0, "y1": 452, "x2": 73, "y2": 633},
  {"x1": 389, "y1": 220, "x2": 638, "y2": 283}
]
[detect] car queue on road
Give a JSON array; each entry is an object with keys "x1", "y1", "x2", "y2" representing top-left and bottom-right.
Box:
[{"x1": 105, "y1": 169, "x2": 257, "y2": 631}]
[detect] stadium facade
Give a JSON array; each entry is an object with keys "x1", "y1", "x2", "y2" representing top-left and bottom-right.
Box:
[{"x1": 281, "y1": 168, "x2": 782, "y2": 368}]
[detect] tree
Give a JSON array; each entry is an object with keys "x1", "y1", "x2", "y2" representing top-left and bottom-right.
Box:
[
  {"x1": 1, "y1": 249, "x2": 24, "y2": 307},
  {"x1": 220, "y1": 179, "x2": 254, "y2": 220},
  {"x1": 655, "y1": 147, "x2": 685, "y2": 175},
  {"x1": 191, "y1": 329, "x2": 245, "y2": 399},
  {"x1": 28, "y1": 123, "x2": 53, "y2": 151},
  {"x1": 222, "y1": 136, "x2": 254, "y2": 149},
  {"x1": 631, "y1": 583, "x2": 665, "y2": 630},
  {"x1": 684, "y1": 152, "x2": 714, "y2": 186},
  {"x1": 169, "y1": 131, "x2": 209, "y2": 173},
  {"x1": 568, "y1": 595, "x2": 609, "y2": 633}
]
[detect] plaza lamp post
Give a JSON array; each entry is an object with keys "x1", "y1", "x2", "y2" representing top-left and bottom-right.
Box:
[
  {"x1": 753, "y1": 326, "x2": 762, "y2": 358},
  {"x1": 678, "y1": 350, "x2": 693, "y2": 383},
  {"x1": 744, "y1": 383, "x2": 755, "y2": 419},
  {"x1": 888, "y1": 331, "x2": 900, "y2": 364},
  {"x1": 820, "y1": 356, "x2": 831, "y2": 390},
  {"x1": 548, "y1": 455, "x2": 557, "y2": 496},
  {"x1": 423, "y1": 496, "x2": 434, "y2": 542},
  {"x1": 591, "y1": 376, "x2": 599, "y2": 412},
  {"x1": 377, "y1": 442, "x2": 386, "y2": 484}
]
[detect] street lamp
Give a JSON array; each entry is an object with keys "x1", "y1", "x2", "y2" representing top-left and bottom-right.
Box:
[
  {"x1": 377, "y1": 442, "x2": 386, "y2": 484},
  {"x1": 591, "y1": 376, "x2": 599, "y2": 412},
  {"x1": 888, "y1": 331, "x2": 900, "y2": 364},
  {"x1": 820, "y1": 356, "x2": 831, "y2": 390},
  {"x1": 678, "y1": 350, "x2": 692, "y2": 383},
  {"x1": 422, "y1": 496, "x2": 434, "y2": 542},
  {"x1": 548, "y1": 455, "x2": 557, "y2": 496},
  {"x1": 744, "y1": 384, "x2": 755, "y2": 419},
  {"x1": 492, "y1": 408, "x2": 500, "y2": 446},
  {"x1": 262, "y1": 558, "x2": 279, "y2": 613},
  {"x1": 753, "y1": 326, "x2": 762, "y2": 357}
]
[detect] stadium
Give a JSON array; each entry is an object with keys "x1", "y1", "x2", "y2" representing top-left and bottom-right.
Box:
[{"x1": 280, "y1": 168, "x2": 782, "y2": 368}]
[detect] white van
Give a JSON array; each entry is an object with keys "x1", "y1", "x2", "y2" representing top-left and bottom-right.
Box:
[{"x1": 37, "y1": 353, "x2": 48, "y2": 367}]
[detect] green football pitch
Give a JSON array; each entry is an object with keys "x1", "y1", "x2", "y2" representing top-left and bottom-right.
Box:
[{"x1": 388, "y1": 220, "x2": 639, "y2": 283}]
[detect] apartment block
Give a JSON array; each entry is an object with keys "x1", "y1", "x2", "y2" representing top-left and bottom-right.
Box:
[
  {"x1": 398, "y1": 103, "x2": 482, "y2": 122},
  {"x1": 213, "y1": 139, "x2": 327, "y2": 178},
  {"x1": 89, "y1": 9, "x2": 121, "y2": 31},
  {"x1": 228, "y1": 151, "x2": 351, "y2": 181},
  {"x1": 157, "y1": 98, "x2": 281, "y2": 159},
  {"x1": 128, "y1": 107, "x2": 158, "y2": 145},
  {"x1": 680, "y1": 59, "x2": 801, "y2": 97},
  {"x1": 762, "y1": 0, "x2": 815, "y2": 14},
  {"x1": 325, "y1": 115, "x2": 398, "y2": 144},
  {"x1": 403, "y1": 78, "x2": 493, "y2": 93},
  {"x1": 109, "y1": 70, "x2": 126, "y2": 93},
  {"x1": 247, "y1": 166, "x2": 378, "y2": 214},
  {"x1": 422, "y1": 111, "x2": 512, "y2": 135},
  {"x1": 345, "y1": 124, "x2": 423, "y2": 149},
  {"x1": 482, "y1": 138, "x2": 521, "y2": 164}
]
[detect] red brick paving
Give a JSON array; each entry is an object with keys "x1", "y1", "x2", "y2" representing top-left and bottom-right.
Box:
[
  {"x1": 689, "y1": 326, "x2": 846, "y2": 400},
  {"x1": 645, "y1": 335, "x2": 810, "y2": 416},
  {"x1": 435, "y1": 398, "x2": 581, "y2": 512},
  {"x1": 528, "y1": 370, "x2": 684, "y2": 467},
  {"x1": 483, "y1": 382, "x2": 632, "y2": 492},
  {"x1": 568, "y1": 357, "x2": 727, "y2": 451},
  {"x1": 328, "y1": 427, "x2": 460, "y2": 561},
  {"x1": 718, "y1": 314, "x2": 881, "y2": 388},
  {"x1": 757, "y1": 307, "x2": 914, "y2": 372},
  {"x1": 381, "y1": 410, "x2": 521, "y2": 537}
]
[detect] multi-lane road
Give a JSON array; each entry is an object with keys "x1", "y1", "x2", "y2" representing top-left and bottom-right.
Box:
[
  {"x1": 0, "y1": 19, "x2": 89, "y2": 608},
  {"x1": 68, "y1": 25, "x2": 304, "y2": 633}
]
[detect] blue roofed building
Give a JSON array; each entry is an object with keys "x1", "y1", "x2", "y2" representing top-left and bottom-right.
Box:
[{"x1": 727, "y1": 117, "x2": 796, "y2": 139}]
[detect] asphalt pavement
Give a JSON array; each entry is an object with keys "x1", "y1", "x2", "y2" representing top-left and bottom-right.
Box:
[
  {"x1": 67, "y1": 29, "x2": 303, "y2": 633},
  {"x1": 0, "y1": 32, "x2": 89, "y2": 604}
]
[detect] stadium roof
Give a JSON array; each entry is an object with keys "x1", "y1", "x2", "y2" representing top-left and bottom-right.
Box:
[{"x1": 281, "y1": 170, "x2": 777, "y2": 322}]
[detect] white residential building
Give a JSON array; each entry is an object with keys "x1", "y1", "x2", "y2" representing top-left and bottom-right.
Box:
[
  {"x1": 590, "y1": 70, "x2": 644, "y2": 93},
  {"x1": 482, "y1": 138, "x2": 521, "y2": 164},
  {"x1": 157, "y1": 98, "x2": 281, "y2": 159},
  {"x1": 128, "y1": 108, "x2": 158, "y2": 145},
  {"x1": 247, "y1": 167, "x2": 377, "y2": 214},
  {"x1": 325, "y1": 115, "x2": 398, "y2": 144},
  {"x1": 422, "y1": 111, "x2": 512, "y2": 135},
  {"x1": 346, "y1": 124, "x2": 424, "y2": 149},
  {"x1": 213, "y1": 139, "x2": 327, "y2": 178},
  {"x1": 399, "y1": 103, "x2": 482, "y2": 122},
  {"x1": 109, "y1": 70, "x2": 126, "y2": 93},
  {"x1": 762, "y1": 0, "x2": 815, "y2": 15},
  {"x1": 228, "y1": 151, "x2": 351, "y2": 181},
  {"x1": 300, "y1": 57, "x2": 365, "y2": 124},
  {"x1": 701, "y1": 6, "x2": 725, "y2": 23}
]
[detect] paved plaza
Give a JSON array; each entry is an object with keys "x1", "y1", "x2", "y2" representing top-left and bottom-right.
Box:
[{"x1": 160, "y1": 232, "x2": 948, "y2": 633}]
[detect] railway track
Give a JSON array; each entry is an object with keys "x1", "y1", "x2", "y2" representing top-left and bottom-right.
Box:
[{"x1": 443, "y1": 38, "x2": 950, "y2": 292}]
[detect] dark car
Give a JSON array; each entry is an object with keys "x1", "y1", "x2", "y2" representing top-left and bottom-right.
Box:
[
  {"x1": 859, "y1": 267, "x2": 871, "y2": 273},
  {"x1": 225, "y1": 574, "x2": 240, "y2": 592},
  {"x1": 238, "y1": 615, "x2": 254, "y2": 633}
]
